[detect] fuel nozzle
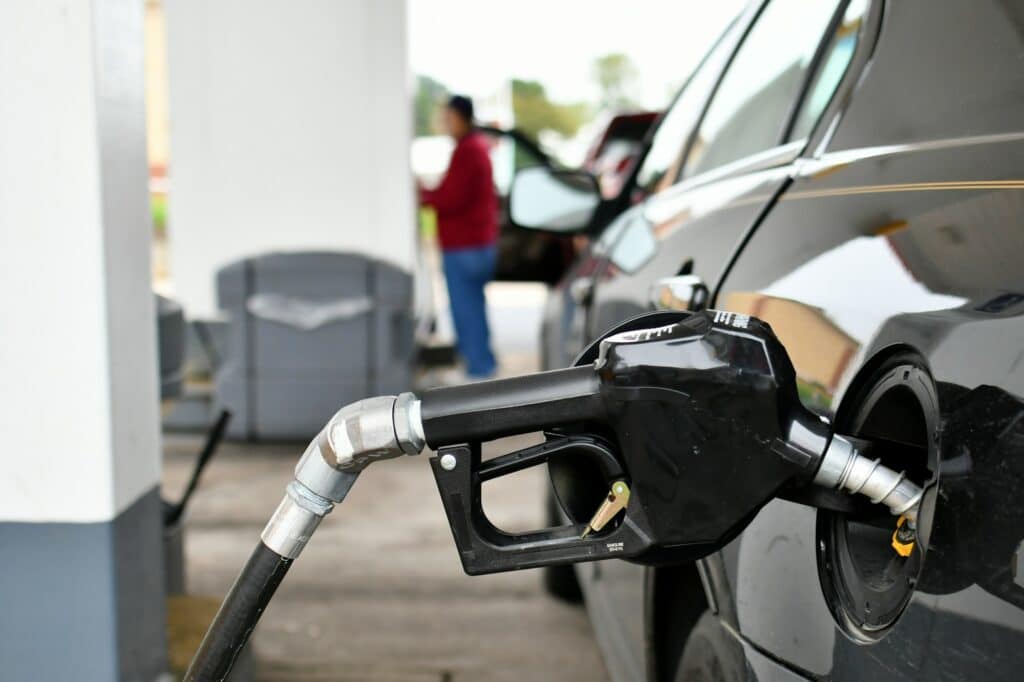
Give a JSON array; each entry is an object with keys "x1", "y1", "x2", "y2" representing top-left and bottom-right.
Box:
[{"x1": 421, "y1": 310, "x2": 925, "y2": 573}]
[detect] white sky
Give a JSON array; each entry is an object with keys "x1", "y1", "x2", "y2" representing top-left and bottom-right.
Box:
[{"x1": 408, "y1": 0, "x2": 747, "y2": 111}]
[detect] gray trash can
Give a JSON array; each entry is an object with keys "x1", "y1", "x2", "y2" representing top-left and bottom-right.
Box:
[
  {"x1": 156, "y1": 294, "x2": 188, "y2": 594},
  {"x1": 156, "y1": 294, "x2": 186, "y2": 401},
  {"x1": 214, "y1": 251, "x2": 414, "y2": 440}
]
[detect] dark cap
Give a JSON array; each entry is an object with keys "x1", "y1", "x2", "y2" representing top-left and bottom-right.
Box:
[{"x1": 447, "y1": 94, "x2": 474, "y2": 123}]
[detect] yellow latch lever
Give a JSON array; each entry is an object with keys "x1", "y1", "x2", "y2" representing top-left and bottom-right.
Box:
[{"x1": 581, "y1": 480, "x2": 630, "y2": 538}]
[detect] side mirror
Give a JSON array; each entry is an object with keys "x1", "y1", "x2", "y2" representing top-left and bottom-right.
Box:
[
  {"x1": 598, "y1": 210, "x2": 657, "y2": 274},
  {"x1": 509, "y1": 166, "x2": 601, "y2": 234}
]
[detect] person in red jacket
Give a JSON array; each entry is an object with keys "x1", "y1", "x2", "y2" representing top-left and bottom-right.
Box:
[{"x1": 420, "y1": 95, "x2": 499, "y2": 379}]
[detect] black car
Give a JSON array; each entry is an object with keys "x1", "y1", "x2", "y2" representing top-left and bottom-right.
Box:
[{"x1": 507, "y1": 0, "x2": 1024, "y2": 679}]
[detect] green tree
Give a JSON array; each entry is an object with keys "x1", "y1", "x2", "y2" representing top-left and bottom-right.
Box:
[
  {"x1": 414, "y1": 74, "x2": 448, "y2": 136},
  {"x1": 511, "y1": 79, "x2": 590, "y2": 167},
  {"x1": 592, "y1": 53, "x2": 639, "y2": 110},
  {"x1": 511, "y1": 79, "x2": 589, "y2": 139}
]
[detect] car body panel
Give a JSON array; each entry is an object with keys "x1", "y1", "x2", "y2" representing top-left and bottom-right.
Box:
[
  {"x1": 538, "y1": 0, "x2": 1024, "y2": 679},
  {"x1": 709, "y1": 0, "x2": 1024, "y2": 677},
  {"x1": 715, "y1": 127, "x2": 1024, "y2": 682}
]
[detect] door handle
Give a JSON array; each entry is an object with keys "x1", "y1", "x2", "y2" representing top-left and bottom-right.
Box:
[{"x1": 648, "y1": 274, "x2": 709, "y2": 311}]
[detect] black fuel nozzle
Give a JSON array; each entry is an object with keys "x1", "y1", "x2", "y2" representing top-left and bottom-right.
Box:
[
  {"x1": 423, "y1": 310, "x2": 924, "y2": 574},
  {"x1": 421, "y1": 310, "x2": 843, "y2": 574}
]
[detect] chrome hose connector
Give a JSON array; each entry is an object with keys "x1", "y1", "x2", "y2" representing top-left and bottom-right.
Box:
[
  {"x1": 813, "y1": 434, "x2": 923, "y2": 523},
  {"x1": 261, "y1": 479, "x2": 350, "y2": 559},
  {"x1": 314, "y1": 394, "x2": 425, "y2": 473},
  {"x1": 261, "y1": 393, "x2": 426, "y2": 559}
]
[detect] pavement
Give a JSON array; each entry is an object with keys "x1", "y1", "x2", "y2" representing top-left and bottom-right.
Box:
[{"x1": 162, "y1": 284, "x2": 611, "y2": 681}]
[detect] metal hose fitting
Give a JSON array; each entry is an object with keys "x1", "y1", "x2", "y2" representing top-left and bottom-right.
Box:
[
  {"x1": 261, "y1": 393, "x2": 425, "y2": 558},
  {"x1": 813, "y1": 434, "x2": 923, "y2": 523}
]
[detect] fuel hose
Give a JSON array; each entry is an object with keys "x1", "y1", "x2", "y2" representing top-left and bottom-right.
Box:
[
  {"x1": 184, "y1": 542, "x2": 292, "y2": 681},
  {"x1": 185, "y1": 395, "x2": 414, "y2": 681}
]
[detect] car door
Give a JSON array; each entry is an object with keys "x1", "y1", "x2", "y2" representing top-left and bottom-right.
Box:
[
  {"x1": 540, "y1": 5, "x2": 756, "y2": 374},
  {"x1": 712, "y1": 0, "x2": 1024, "y2": 678},
  {"x1": 575, "y1": 2, "x2": 877, "y2": 679},
  {"x1": 586, "y1": 0, "x2": 863, "y2": 340},
  {"x1": 479, "y1": 127, "x2": 579, "y2": 285}
]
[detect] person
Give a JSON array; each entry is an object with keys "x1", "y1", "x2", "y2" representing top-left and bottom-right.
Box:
[{"x1": 419, "y1": 95, "x2": 499, "y2": 380}]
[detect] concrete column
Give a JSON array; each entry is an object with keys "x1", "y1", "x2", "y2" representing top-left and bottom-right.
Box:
[
  {"x1": 165, "y1": 0, "x2": 415, "y2": 318},
  {"x1": 0, "y1": 1, "x2": 166, "y2": 679}
]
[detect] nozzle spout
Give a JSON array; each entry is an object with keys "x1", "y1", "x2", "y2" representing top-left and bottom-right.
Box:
[{"x1": 813, "y1": 435, "x2": 924, "y2": 523}]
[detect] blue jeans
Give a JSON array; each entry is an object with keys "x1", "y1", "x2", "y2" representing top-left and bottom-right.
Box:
[{"x1": 442, "y1": 245, "x2": 497, "y2": 377}]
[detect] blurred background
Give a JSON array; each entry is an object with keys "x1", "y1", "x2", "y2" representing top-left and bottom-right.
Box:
[
  {"x1": 145, "y1": 0, "x2": 742, "y2": 369},
  {"x1": 2, "y1": 1, "x2": 741, "y2": 680}
]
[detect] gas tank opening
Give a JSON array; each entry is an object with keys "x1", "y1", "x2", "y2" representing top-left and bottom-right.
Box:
[{"x1": 818, "y1": 353, "x2": 939, "y2": 641}]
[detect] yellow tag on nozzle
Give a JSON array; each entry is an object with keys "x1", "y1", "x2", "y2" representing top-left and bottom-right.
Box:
[{"x1": 892, "y1": 515, "x2": 916, "y2": 557}]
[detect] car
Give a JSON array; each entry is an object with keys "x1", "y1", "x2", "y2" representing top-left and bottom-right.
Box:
[
  {"x1": 581, "y1": 111, "x2": 661, "y2": 199},
  {"x1": 507, "y1": 0, "x2": 1024, "y2": 680},
  {"x1": 479, "y1": 113, "x2": 660, "y2": 286}
]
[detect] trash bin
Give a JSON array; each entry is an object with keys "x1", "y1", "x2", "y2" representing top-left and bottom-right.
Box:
[
  {"x1": 156, "y1": 294, "x2": 186, "y2": 402},
  {"x1": 156, "y1": 293, "x2": 189, "y2": 593},
  {"x1": 214, "y1": 251, "x2": 414, "y2": 440}
]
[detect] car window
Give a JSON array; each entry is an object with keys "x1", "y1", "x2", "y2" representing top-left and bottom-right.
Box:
[
  {"x1": 683, "y1": 0, "x2": 843, "y2": 178},
  {"x1": 788, "y1": 0, "x2": 869, "y2": 141},
  {"x1": 633, "y1": 14, "x2": 746, "y2": 198}
]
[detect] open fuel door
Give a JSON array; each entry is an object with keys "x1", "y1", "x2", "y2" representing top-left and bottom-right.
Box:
[{"x1": 480, "y1": 125, "x2": 600, "y2": 285}]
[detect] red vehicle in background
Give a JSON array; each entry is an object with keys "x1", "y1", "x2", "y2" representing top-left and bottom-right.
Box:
[
  {"x1": 581, "y1": 112, "x2": 660, "y2": 199},
  {"x1": 486, "y1": 112, "x2": 660, "y2": 284}
]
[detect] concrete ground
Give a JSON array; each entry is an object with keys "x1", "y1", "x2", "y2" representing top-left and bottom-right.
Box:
[
  {"x1": 163, "y1": 434, "x2": 610, "y2": 682},
  {"x1": 162, "y1": 286, "x2": 611, "y2": 681}
]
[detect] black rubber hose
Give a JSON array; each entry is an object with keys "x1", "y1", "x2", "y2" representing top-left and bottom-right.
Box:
[
  {"x1": 165, "y1": 409, "x2": 232, "y2": 527},
  {"x1": 419, "y1": 365, "x2": 605, "y2": 447},
  {"x1": 185, "y1": 542, "x2": 293, "y2": 681}
]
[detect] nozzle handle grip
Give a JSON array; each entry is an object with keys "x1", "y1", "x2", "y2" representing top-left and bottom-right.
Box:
[{"x1": 419, "y1": 365, "x2": 604, "y2": 447}]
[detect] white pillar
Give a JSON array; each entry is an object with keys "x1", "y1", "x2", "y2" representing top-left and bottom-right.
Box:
[
  {"x1": 165, "y1": 0, "x2": 415, "y2": 319},
  {"x1": 0, "y1": 0, "x2": 166, "y2": 679}
]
